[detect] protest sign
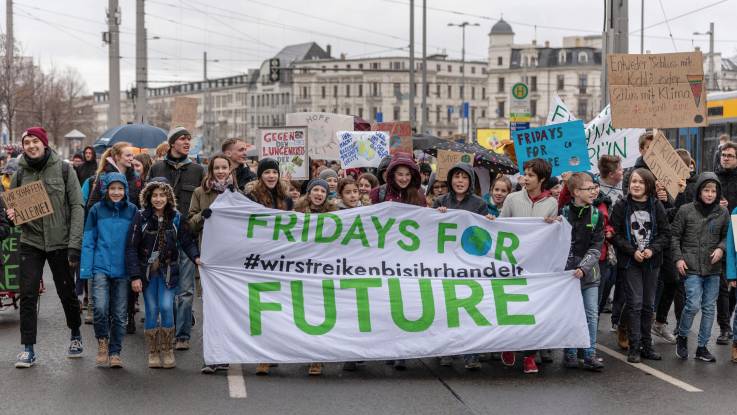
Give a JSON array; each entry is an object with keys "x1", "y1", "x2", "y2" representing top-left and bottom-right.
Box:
[
  {"x1": 200, "y1": 191, "x2": 587, "y2": 364},
  {"x1": 476, "y1": 128, "x2": 510, "y2": 153},
  {"x1": 337, "y1": 131, "x2": 390, "y2": 168},
  {"x1": 513, "y1": 120, "x2": 591, "y2": 176},
  {"x1": 437, "y1": 149, "x2": 474, "y2": 179},
  {"x1": 608, "y1": 52, "x2": 707, "y2": 128},
  {"x1": 371, "y1": 121, "x2": 413, "y2": 155},
  {"x1": 1, "y1": 181, "x2": 54, "y2": 225},
  {"x1": 171, "y1": 97, "x2": 199, "y2": 133},
  {"x1": 643, "y1": 132, "x2": 691, "y2": 198},
  {"x1": 258, "y1": 127, "x2": 308, "y2": 179},
  {"x1": 286, "y1": 112, "x2": 354, "y2": 160},
  {"x1": 547, "y1": 96, "x2": 644, "y2": 174},
  {"x1": 0, "y1": 226, "x2": 21, "y2": 292}
]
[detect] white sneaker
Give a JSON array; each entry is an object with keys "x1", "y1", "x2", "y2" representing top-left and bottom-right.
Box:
[{"x1": 652, "y1": 322, "x2": 676, "y2": 344}]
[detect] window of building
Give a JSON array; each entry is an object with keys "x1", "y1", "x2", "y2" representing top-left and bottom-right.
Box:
[
  {"x1": 447, "y1": 85, "x2": 452, "y2": 99},
  {"x1": 358, "y1": 84, "x2": 363, "y2": 97},
  {"x1": 497, "y1": 56, "x2": 503, "y2": 66},
  {"x1": 448, "y1": 64, "x2": 452, "y2": 72},
  {"x1": 523, "y1": 56, "x2": 529, "y2": 67},
  {"x1": 497, "y1": 101, "x2": 506, "y2": 118},
  {"x1": 471, "y1": 66, "x2": 476, "y2": 74},
  {"x1": 482, "y1": 87, "x2": 487, "y2": 100},
  {"x1": 371, "y1": 62, "x2": 380, "y2": 70},
  {"x1": 531, "y1": 99, "x2": 537, "y2": 117},
  {"x1": 321, "y1": 86, "x2": 326, "y2": 98},
  {"x1": 460, "y1": 65, "x2": 464, "y2": 73},
  {"x1": 372, "y1": 82, "x2": 380, "y2": 96},
  {"x1": 358, "y1": 107, "x2": 364, "y2": 118},
  {"x1": 578, "y1": 74, "x2": 588, "y2": 94},
  {"x1": 393, "y1": 106, "x2": 400, "y2": 120},
  {"x1": 321, "y1": 66, "x2": 326, "y2": 73},
  {"x1": 333, "y1": 85, "x2": 338, "y2": 97},
  {"x1": 578, "y1": 52, "x2": 588, "y2": 64},
  {"x1": 460, "y1": 86, "x2": 464, "y2": 99},
  {"x1": 346, "y1": 84, "x2": 351, "y2": 97},
  {"x1": 577, "y1": 99, "x2": 588, "y2": 118},
  {"x1": 447, "y1": 105, "x2": 453, "y2": 123},
  {"x1": 393, "y1": 83, "x2": 401, "y2": 97},
  {"x1": 436, "y1": 105, "x2": 441, "y2": 123},
  {"x1": 471, "y1": 87, "x2": 475, "y2": 100},
  {"x1": 436, "y1": 84, "x2": 441, "y2": 97},
  {"x1": 436, "y1": 64, "x2": 441, "y2": 72},
  {"x1": 530, "y1": 76, "x2": 538, "y2": 92},
  {"x1": 345, "y1": 107, "x2": 351, "y2": 115},
  {"x1": 481, "y1": 109, "x2": 486, "y2": 118},
  {"x1": 497, "y1": 77, "x2": 505, "y2": 93},
  {"x1": 559, "y1": 50, "x2": 567, "y2": 64},
  {"x1": 557, "y1": 75, "x2": 565, "y2": 91},
  {"x1": 371, "y1": 106, "x2": 378, "y2": 120}
]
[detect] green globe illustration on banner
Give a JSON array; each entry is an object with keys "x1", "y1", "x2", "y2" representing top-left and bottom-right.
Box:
[{"x1": 460, "y1": 226, "x2": 492, "y2": 256}]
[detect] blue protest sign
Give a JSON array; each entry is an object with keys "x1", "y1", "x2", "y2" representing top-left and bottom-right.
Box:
[{"x1": 512, "y1": 120, "x2": 590, "y2": 176}]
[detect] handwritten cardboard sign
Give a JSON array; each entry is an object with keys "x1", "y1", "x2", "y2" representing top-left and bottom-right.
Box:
[
  {"x1": 0, "y1": 227, "x2": 21, "y2": 292},
  {"x1": 372, "y1": 121, "x2": 413, "y2": 155},
  {"x1": 1, "y1": 181, "x2": 54, "y2": 225},
  {"x1": 608, "y1": 52, "x2": 707, "y2": 128},
  {"x1": 512, "y1": 120, "x2": 591, "y2": 176},
  {"x1": 337, "y1": 131, "x2": 390, "y2": 168},
  {"x1": 437, "y1": 149, "x2": 474, "y2": 180},
  {"x1": 258, "y1": 126, "x2": 309, "y2": 180},
  {"x1": 643, "y1": 132, "x2": 691, "y2": 199},
  {"x1": 171, "y1": 97, "x2": 199, "y2": 134},
  {"x1": 286, "y1": 112, "x2": 354, "y2": 160}
]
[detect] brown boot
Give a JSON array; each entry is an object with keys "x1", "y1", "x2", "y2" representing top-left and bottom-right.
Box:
[
  {"x1": 308, "y1": 362, "x2": 323, "y2": 376},
  {"x1": 160, "y1": 327, "x2": 176, "y2": 369},
  {"x1": 255, "y1": 363, "x2": 270, "y2": 375},
  {"x1": 95, "y1": 338, "x2": 109, "y2": 366},
  {"x1": 144, "y1": 329, "x2": 162, "y2": 368},
  {"x1": 617, "y1": 324, "x2": 629, "y2": 350},
  {"x1": 732, "y1": 342, "x2": 737, "y2": 363}
]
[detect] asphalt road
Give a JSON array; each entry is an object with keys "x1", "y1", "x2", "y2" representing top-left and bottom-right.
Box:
[{"x1": 1, "y1": 270, "x2": 736, "y2": 415}]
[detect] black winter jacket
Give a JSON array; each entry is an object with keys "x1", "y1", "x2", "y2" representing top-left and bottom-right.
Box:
[
  {"x1": 234, "y1": 164, "x2": 257, "y2": 192},
  {"x1": 715, "y1": 165, "x2": 737, "y2": 214},
  {"x1": 431, "y1": 163, "x2": 488, "y2": 216},
  {"x1": 562, "y1": 203, "x2": 604, "y2": 289},
  {"x1": 610, "y1": 195, "x2": 671, "y2": 269}
]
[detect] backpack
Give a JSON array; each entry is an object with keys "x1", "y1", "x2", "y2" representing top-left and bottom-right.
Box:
[
  {"x1": 13, "y1": 159, "x2": 71, "y2": 188},
  {"x1": 562, "y1": 204, "x2": 600, "y2": 231}
]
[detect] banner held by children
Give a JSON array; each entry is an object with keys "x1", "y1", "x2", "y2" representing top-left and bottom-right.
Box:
[
  {"x1": 608, "y1": 52, "x2": 707, "y2": 128},
  {"x1": 437, "y1": 149, "x2": 474, "y2": 178},
  {"x1": 200, "y1": 191, "x2": 587, "y2": 364},
  {"x1": 258, "y1": 126, "x2": 308, "y2": 179},
  {"x1": 643, "y1": 132, "x2": 691, "y2": 199},
  {"x1": 0, "y1": 227, "x2": 21, "y2": 292},
  {"x1": 372, "y1": 121, "x2": 413, "y2": 155},
  {"x1": 286, "y1": 112, "x2": 354, "y2": 160},
  {"x1": 1, "y1": 181, "x2": 54, "y2": 225},
  {"x1": 513, "y1": 120, "x2": 590, "y2": 176},
  {"x1": 337, "y1": 131, "x2": 390, "y2": 168}
]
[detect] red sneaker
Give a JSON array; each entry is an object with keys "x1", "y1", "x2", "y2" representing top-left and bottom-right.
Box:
[
  {"x1": 523, "y1": 356, "x2": 538, "y2": 374},
  {"x1": 501, "y1": 352, "x2": 516, "y2": 367}
]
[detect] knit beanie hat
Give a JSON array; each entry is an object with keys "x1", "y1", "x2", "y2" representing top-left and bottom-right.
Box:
[
  {"x1": 22, "y1": 127, "x2": 49, "y2": 147},
  {"x1": 319, "y1": 168, "x2": 338, "y2": 181},
  {"x1": 257, "y1": 158, "x2": 280, "y2": 179},
  {"x1": 306, "y1": 179, "x2": 329, "y2": 194},
  {"x1": 168, "y1": 126, "x2": 191, "y2": 145}
]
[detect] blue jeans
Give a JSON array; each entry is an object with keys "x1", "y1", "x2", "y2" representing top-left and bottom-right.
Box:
[
  {"x1": 678, "y1": 275, "x2": 719, "y2": 347},
  {"x1": 175, "y1": 248, "x2": 196, "y2": 340},
  {"x1": 91, "y1": 274, "x2": 129, "y2": 355},
  {"x1": 143, "y1": 276, "x2": 176, "y2": 330},
  {"x1": 565, "y1": 286, "x2": 598, "y2": 359}
]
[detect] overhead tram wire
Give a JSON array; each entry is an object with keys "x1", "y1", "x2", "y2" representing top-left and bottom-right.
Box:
[
  {"x1": 657, "y1": 0, "x2": 679, "y2": 51},
  {"x1": 14, "y1": 9, "x2": 108, "y2": 54},
  {"x1": 633, "y1": 0, "x2": 731, "y2": 33}
]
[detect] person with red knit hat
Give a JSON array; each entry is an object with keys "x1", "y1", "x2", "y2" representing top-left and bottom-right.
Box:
[{"x1": 9, "y1": 126, "x2": 85, "y2": 368}]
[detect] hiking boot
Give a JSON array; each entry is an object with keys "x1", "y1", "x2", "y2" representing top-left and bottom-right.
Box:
[
  {"x1": 617, "y1": 325, "x2": 629, "y2": 350},
  {"x1": 439, "y1": 356, "x2": 454, "y2": 367},
  {"x1": 676, "y1": 336, "x2": 688, "y2": 359},
  {"x1": 540, "y1": 349, "x2": 553, "y2": 363},
  {"x1": 342, "y1": 362, "x2": 357, "y2": 372},
  {"x1": 732, "y1": 342, "x2": 737, "y2": 363},
  {"x1": 464, "y1": 355, "x2": 481, "y2": 370},
  {"x1": 15, "y1": 350, "x2": 36, "y2": 368},
  {"x1": 695, "y1": 346, "x2": 716, "y2": 362},
  {"x1": 501, "y1": 352, "x2": 516, "y2": 367},
  {"x1": 175, "y1": 339, "x2": 190, "y2": 351},
  {"x1": 393, "y1": 359, "x2": 407, "y2": 371},
  {"x1": 563, "y1": 354, "x2": 578, "y2": 369},
  {"x1": 95, "y1": 338, "x2": 109, "y2": 366},
  {"x1": 144, "y1": 329, "x2": 162, "y2": 368},
  {"x1": 109, "y1": 354, "x2": 123, "y2": 368},
  {"x1": 522, "y1": 356, "x2": 538, "y2": 374},
  {"x1": 67, "y1": 337, "x2": 84, "y2": 358},
  {"x1": 308, "y1": 362, "x2": 323, "y2": 376},
  {"x1": 126, "y1": 313, "x2": 136, "y2": 334},
  {"x1": 583, "y1": 356, "x2": 604, "y2": 371},
  {"x1": 255, "y1": 363, "x2": 270, "y2": 375},
  {"x1": 627, "y1": 349, "x2": 641, "y2": 363},
  {"x1": 160, "y1": 328, "x2": 176, "y2": 368},
  {"x1": 640, "y1": 347, "x2": 662, "y2": 361},
  {"x1": 652, "y1": 322, "x2": 676, "y2": 344},
  {"x1": 717, "y1": 330, "x2": 731, "y2": 345}
]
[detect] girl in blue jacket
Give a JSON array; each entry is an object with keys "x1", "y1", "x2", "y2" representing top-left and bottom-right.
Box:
[{"x1": 81, "y1": 172, "x2": 138, "y2": 368}]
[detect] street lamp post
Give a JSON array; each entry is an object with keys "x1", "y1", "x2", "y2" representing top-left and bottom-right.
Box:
[
  {"x1": 694, "y1": 22, "x2": 717, "y2": 91},
  {"x1": 448, "y1": 22, "x2": 479, "y2": 142}
]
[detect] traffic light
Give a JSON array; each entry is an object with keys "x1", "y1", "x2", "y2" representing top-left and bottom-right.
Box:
[{"x1": 269, "y1": 58, "x2": 280, "y2": 82}]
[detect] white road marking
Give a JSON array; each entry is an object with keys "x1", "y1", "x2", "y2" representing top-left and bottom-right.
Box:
[
  {"x1": 227, "y1": 364, "x2": 248, "y2": 398},
  {"x1": 596, "y1": 344, "x2": 703, "y2": 393}
]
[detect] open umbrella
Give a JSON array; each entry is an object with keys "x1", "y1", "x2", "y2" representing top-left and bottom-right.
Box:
[
  {"x1": 412, "y1": 133, "x2": 446, "y2": 151},
  {"x1": 93, "y1": 123, "x2": 167, "y2": 150},
  {"x1": 422, "y1": 140, "x2": 518, "y2": 175}
]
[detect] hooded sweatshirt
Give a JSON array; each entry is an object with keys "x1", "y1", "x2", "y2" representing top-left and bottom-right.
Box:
[
  {"x1": 432, "y1": 163, "x2": 488, "y2": 216},
  {"x1": 369, "y1": 153, "x2": 426, "y2": 206},
  {"x1": 672, "y1": 172, "x2": 728, "y2": 277},
  {"x1": 80, "y1": 172, "x2": 138, "y2": 279},
  {"x1": 76, "y1": 146, "x2": 98, "y2": 185},
  {"x1": 610, "y1": 193, "x2": 671, "y2": 269}
]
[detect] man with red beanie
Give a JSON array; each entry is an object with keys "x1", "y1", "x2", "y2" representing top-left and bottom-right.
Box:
[{"x1": 8, "y1": 126, "x2": 85, "y2": 368}]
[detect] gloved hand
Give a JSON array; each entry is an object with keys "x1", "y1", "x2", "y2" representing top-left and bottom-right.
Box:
[
  {"x1": 68, "y1": 248, "x2": 81, "y2": 267},
  {"x1": 202, "y1": 208, "x2": 212, "y2": 219}
]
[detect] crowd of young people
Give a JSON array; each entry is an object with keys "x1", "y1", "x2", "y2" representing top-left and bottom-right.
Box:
[{"x1": 5, "y1": 125, "x2": 737, "y2": 378}]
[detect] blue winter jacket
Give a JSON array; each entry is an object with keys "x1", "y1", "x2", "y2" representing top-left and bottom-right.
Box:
[{"x1": 80, "y1": 172, "x2": 138, "y2": 279}]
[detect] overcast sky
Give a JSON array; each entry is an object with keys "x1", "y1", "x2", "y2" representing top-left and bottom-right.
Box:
[{"x1": 3, "y1": 0, "x2": 736, "y2": 93}]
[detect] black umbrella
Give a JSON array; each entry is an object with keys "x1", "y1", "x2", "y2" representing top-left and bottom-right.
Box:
[
  {"x1": 422, "y1": 140, "x2": 518, "y2": 175},
  {"x1": 412, "y1": 133, "x2": 446, "y2": 151}
]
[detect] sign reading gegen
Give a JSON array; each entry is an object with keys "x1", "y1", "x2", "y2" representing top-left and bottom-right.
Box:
[{"x1": 258, "y1": 126, "x2": 308, "y2": 180}]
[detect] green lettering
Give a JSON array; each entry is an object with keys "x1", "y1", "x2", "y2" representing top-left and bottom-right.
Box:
[
  {"x1": 397, "y1": 220, "x2": 420, "y2": 252},
  {"x1": 273, "y1": 213, "x2": 297, "y2": 242},
  {"x1": 371, "y1": 216, "x2": 395, "y2": 249},
  {"x1": 494, "y1": 231, "x2": 519, "y2": 264},
  {"x1": 301, "y1": 213, "x2": 311, "y2": 242},
  {"x1": 247, "y1": 214, "x2": 269, "y2": 238},
  {"x1": 291, "y1": 280, "x2": 336, "y2": 335},
  {"x1": 491, "y1": 279, "x2": 535, "y2": 325},
  {"x1": 442, "y1": 280, "x2": 491, "y2": 328},
  {"x1": 340, "y1": 278, "x2": 382, "y2": 332},
  {"x1": 248, "y1": 282, "x2": 282, "y2": 335},
  {"x1": 437, "y1": 223, "x2": 457, "y2": 253},
  {"x1": 315, "y1": 213, "x2": 343, "y2": 243},
  {"x1": 388, "y1": 278, "x2": 435, "y2": 332},
  {"x1": 341, "y1": 215, "x2": 370, "y2": 247}
]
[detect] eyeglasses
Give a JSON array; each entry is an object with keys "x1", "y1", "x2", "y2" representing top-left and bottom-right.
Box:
[
  {"x1": 721, "y1": 153, "x2": 737, "y2": 159},
  {"x1": 433, "y1": 183, "x2": 448, "y2": 189}
]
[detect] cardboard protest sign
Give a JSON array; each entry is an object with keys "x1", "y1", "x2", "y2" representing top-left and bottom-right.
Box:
[
  {"x1": 437, "y1": 149, "x2": 474, "y2": 179},
  {"x1": 547, "y1": 96, "x2": 645, "y2": 174},
  {"x1": 337, "y1": 131, "x2": 390, "y2": 168},
  {"x1": 372, "y1": 121, "x2": 413, "y2": 155},
  {"x1": 643, "y1": 132, "x2": 691, "y2": 198},
  {"x1": 286, "y1": 112, "x2": 354, "y2": 160},
  {"x1": 0, "y1": 227, "x2": 21, "y2": 292},
  {"x1": 1, "y1": 181, "x2": 54, "y2": 225},
  {"x1": 608, "y1": 52, "x2": 707, "y2": 128},
  {"x1": 513, "y1": 120, "x2": 590, "y2": 177},
  {"x1": 258, "y1": 126, "x2": 309, "y2": 180},
  {"x1": 171, "y1": 97, "x2": 199, "y2": 133}
]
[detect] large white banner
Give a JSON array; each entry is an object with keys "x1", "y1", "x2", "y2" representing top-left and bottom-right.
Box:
[
  {"x1": 200, "y1": 192, "x2": 589, "y2": 364},
  {"x1": 547, "y1": 95, "x2": 644, "y2": 174}
]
